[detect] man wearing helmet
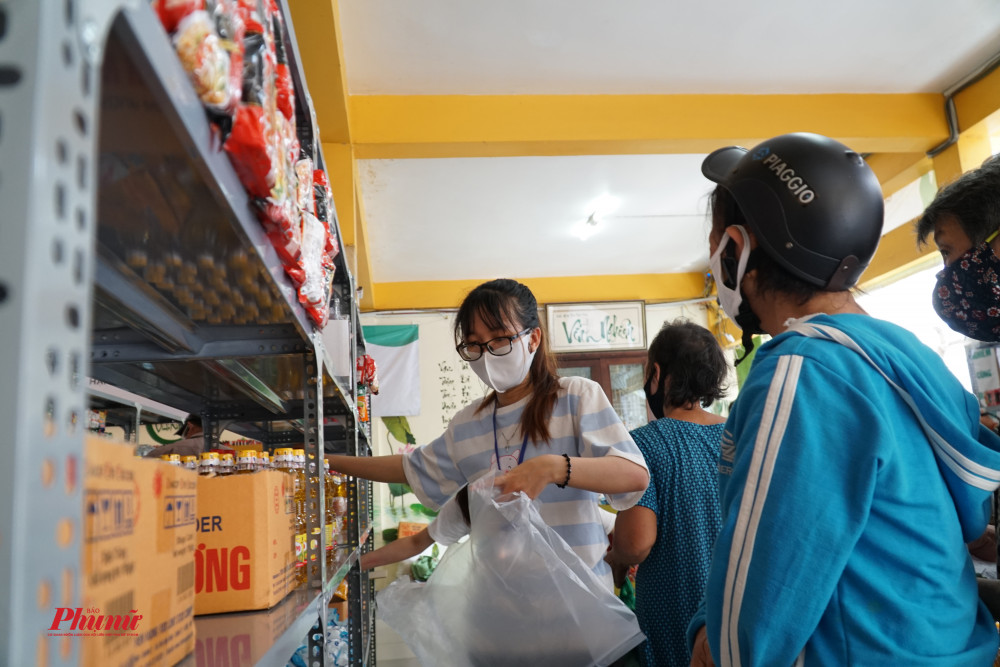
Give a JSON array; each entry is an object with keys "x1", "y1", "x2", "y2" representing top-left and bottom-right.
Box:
[{"x1": 687, "y1": 132, "x2": 1000, "y2": 666}]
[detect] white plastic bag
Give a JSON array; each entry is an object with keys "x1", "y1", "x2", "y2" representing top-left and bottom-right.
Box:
[{"x1": 377, "y1": 473, "x2": 645, "y2": 666}]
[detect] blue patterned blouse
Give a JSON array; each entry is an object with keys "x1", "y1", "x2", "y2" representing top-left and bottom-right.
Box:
[{"x1": 629, "y1": 418, "x2": 724, "y2": 667}]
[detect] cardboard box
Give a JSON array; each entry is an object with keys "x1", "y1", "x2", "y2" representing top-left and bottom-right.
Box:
[
  {"x1": 396, "y1": 521, "x2": 428, "y2": 539},
  {"x1": 75, "y1": 436, "x2": 197, "y2": 667},
  {"x1": 193, "y1": 588, "x2": 305, "y2": 665},
  {"x1": 194, "y1": 471, "x2": 296, "y2": 615}
]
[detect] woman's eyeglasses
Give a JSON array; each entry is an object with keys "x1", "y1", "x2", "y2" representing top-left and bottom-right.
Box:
[{"x1": 456, "y1": 328, "x2": 531, "y2": 361}]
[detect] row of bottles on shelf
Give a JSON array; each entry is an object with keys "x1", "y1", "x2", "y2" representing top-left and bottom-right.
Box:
[{"x1": 160, "y1": 446, "x2": 350, "y2": 587}]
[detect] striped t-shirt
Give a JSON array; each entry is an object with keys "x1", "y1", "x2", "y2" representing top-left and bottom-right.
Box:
[{"x1": 402, "y1": 375, "x2": 648, "y2": 583}]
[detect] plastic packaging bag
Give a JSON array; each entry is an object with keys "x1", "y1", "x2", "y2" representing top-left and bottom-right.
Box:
[{"x1": 377, "y1": 472, "x2": 645, "y2": 666}]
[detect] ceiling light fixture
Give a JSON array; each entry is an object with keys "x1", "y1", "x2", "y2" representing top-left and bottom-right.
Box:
[{"x1": 572, "y1": 194, "x2": 620, "y2": 241}]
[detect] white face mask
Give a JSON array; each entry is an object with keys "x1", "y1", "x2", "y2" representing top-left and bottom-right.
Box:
[
  {"x1": 468, "y1": 335, "x2": 536, "y2": 393},
  {"x1": 708, "y1": 225, "x2": 752, "y2": 322}
]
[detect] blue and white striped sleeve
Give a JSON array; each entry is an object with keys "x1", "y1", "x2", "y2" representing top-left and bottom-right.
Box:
[
  {"x1": 401, "y1": 426, "x2": 467, "y2": 511},
  {"x1": 571, "y1": 378, "x2": 649, "y2": 510}
]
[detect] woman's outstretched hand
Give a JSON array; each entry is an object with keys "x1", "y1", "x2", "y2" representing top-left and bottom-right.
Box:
[{"x1": 494, "y1": 454, "x2": 562, "y2": 499}]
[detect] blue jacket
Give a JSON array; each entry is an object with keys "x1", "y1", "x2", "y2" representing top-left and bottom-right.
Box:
[{"x1": 690, "y1": 313, "x2": 1000, "y2": 666}]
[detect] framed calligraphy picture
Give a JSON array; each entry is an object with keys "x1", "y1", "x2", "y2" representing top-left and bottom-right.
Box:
[{"x1": 545, "y1": 301, "x2": 646, "y2": 353}]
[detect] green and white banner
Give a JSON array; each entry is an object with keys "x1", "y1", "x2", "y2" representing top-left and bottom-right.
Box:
[{"x1": 363, "y1": 324, "x2": 420, "y2": 417}]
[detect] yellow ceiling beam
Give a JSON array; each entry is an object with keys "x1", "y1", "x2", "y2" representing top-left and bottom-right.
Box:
[
  {"x1": 367, "y1": 273, "x2": 706, "y2": 311},
  {"x1": 954, "y1": 64, "x2": 1000, "y2": 134},
  {"x1": 323, "y1": 143, "x2": 356, "y2": 246},
  {"x1": 865, "y1": 152, "x2": 933, "y2": 199},
  {"x1": 286, "y1": 0, "x2": 351, "y2": 143},
  {"x1": 349, "y1": 93, "x2": 947, "y2": 159},
  {"x1": 860, "y1": 220, "x2": 938, "y2": 290},
  {"x1": 322, "y1": 142, "x2": 375, "y2": 309}
]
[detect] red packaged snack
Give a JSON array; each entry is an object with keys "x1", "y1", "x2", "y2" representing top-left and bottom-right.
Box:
[
  {"x1": 206, "y1": 0, "x2": 245, "y2": 116},
  {"x1": 235, "y1": 0, "x2": 266, "y2": 34},
  {"x1": 271, "y1": 10, "x2": 295, "y2": 121},
  {"x1": 223, "y1": 11, "x2": 277, "y2": 199},
  {"x1": 294, "y1": 157, "x2": 314, "y2": 215},
  {"x1": 298, "y1": 211, "x2": 329, "y2": 326},
  {"x1": 312, "y1": 168, "x2": 330, "y2": 220},
  {"x1": 152, "y1": 0, "x2": 204, "y2": 33},
  {"x1": 173, "y1": 11, "x2": 235, "y2": 113},
  {"x1": 225, "y1": 103, "x2": 273, "y2": 199},
  {"x1": 257, "y1": 198, "x2": 301, "y2": 267}
]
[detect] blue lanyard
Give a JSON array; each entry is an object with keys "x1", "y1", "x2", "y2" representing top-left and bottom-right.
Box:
[{"x1": 492, "y1": 404, "x2": 528, "y2": 470}]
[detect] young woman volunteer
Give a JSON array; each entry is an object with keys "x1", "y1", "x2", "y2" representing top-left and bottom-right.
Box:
[{"x1": 328, "y1": 278, "x2": 649, "y2": 584}]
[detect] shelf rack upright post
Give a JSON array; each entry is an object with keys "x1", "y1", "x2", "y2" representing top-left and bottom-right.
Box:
[{"x1": 1, "y1": 0, "x2": 375, "y2": 664}]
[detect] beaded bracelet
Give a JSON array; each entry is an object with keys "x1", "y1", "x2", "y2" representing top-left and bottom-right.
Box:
[{"x1": 556, "y1": 453, "x2": 572, "y2": 489}]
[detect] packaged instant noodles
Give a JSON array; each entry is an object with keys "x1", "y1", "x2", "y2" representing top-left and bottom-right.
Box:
[
  {"x1": 206, "y1": 0, "x2": 245, "y2": 117},
  {"x1": 152, "y1": 0, "x2": 204, "y2": 33},
  {"x1": 173, "y1": 11, "x2": 235, "y2": 113},
  {"x1": 270, "y1": 4, "x2": 295, "y2": 121},
  {"x1": 223, "y1": 7, "x2": 275, "y2": 199}
]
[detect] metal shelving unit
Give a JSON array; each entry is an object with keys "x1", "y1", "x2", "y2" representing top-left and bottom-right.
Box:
[{"x1": 0, "y1": 0, "x2": 373, "y2": 664}]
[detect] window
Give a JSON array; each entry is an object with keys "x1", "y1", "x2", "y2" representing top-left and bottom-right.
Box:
[{"x1": 556, "y1": 351, "x2": 649, "y2": 431}]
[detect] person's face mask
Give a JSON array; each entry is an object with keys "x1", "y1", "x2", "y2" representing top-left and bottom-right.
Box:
[
  {"x1": 709, "y1": 225, "x2": 752, "y2": 323},
  {"x1": 709, "y1": 225, "x2": 764, "y2": 364},
  {"x1": 643, "y1": 366, "x2": 666, "y2": 420},
  {"x1": 468, "y1": 333, "x2": 536, "y2": 393},
  {"x1": 933, "y1": 240, "x2": 1000, "y2": 342}
]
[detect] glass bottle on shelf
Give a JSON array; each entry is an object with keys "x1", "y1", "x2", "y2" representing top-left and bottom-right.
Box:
[{"x1": 181, "y1": 455, "x2": 199, "y2": 471}]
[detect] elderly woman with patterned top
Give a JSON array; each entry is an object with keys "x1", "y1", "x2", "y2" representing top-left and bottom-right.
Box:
[
  {"x1": 328, "y1": 278, "x2": 649, "y2": 587},
  {"x1": 606, "y1": 320, "x2": 728, "y2": 667},
  {"x1": 915, "y1": 153, "x2": 1000, "y2": 342}
]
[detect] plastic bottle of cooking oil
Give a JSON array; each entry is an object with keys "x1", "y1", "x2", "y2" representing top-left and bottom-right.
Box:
[
  {"x1": 217, "y1": 452, "x2": 235, "y2": 476},
  {"x1": 235, "y1": 450, "x2": 256, "y2": 475},
  {"x1": 324, "y1": 460, "x2": 336, "y2": 568},
  {"x1": 292, "y1": 449, "x2": 308, "y2": 587},
  {"x1": 272, "y1": 447, "x2": 287, "y2": 472},
  {"x1": 199, "y1": 451, "x2": 219, "y2": 476},
  {"x1": 333, "y1": 469, "x2": 348, "y2": 545},
  {"x1": 294, "y1": 506, "x2": 308, "y2": 588}
]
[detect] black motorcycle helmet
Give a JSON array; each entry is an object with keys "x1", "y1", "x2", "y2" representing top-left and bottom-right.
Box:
[{"x1": 702, "y1": 132, "x2": 884, "y2": 291}]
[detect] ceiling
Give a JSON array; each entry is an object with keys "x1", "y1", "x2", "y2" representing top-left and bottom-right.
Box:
[{"x1": 288, "y1": 0, "x2": 1000, "y2": 311}]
